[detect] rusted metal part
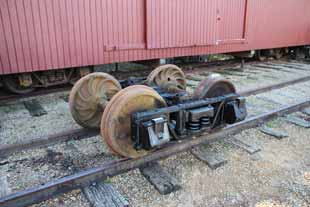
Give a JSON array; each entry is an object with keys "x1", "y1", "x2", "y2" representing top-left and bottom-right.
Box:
[
  {"x1": 69, "y1": 73, "x2": 122, "y2": 129},
  {"x1": 192, "y1": 74, "x2": 236, "y2": 99},
  {"x1": 146, "y1": 65, "x2": 187, "y2": 92},
  {"x1": 0, "y1": 129, "x2": 98, "y2": 159},
  {"x1": 1, "y1": 77, "x2": 310, "y2": 158},
  {"x1": 101, "y1": 85, "x2": 167, "y2": 158},
  {"x1": 1, "y1": 99, "x2": 309, "y2": 207},
  {"x1": 239, "y1": 75, "x2": 310, "y2": 97},
  {"x1": 2, "y1": 75, "x2": 35, "y2": 94}
]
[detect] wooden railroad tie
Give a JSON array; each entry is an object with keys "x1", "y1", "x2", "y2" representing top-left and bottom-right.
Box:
[
  {"x1": 139, "y1": 162, "x2": 181, "y2": 195},
  {"x1": 285, "y1": 115, "x2": 310, "y2": 128},
  {"x1": 0, "y1": 176, "x2": 11, "y2": 198},
  {"x1": 259, "y1": 126, "x2": 288, "y2": 140},
  {"x1": 191, "y1": 144, "x2": 228, "y2": 170},
  {"x1": 224, "y1": 137, "x2": 261, "y2": 155},
  {"x1": 23, "y1": 99, "x2": 47, "y2": 117},
  {"x1": 83, "y1": 182, "x2": 129, "y2": 207}
]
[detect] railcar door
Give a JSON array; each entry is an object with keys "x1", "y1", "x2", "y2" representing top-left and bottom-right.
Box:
[
  {"x1": 146, "y1": 0, "x2": 218, "y2": 49},
  {"x1": 102, "y1": 0, "x2": 146, "y2": 51},
  {"x1": 146, "y1": 0, "x2": 248, "y2": 49},
  {"x1": 216, "y1": 0, "x2": 248, "y2": 44}
]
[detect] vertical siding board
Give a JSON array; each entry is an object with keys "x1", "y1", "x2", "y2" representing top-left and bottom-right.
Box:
[
  {"x1": 59, "y1": 0, "x2": 72, "y2": 67},
  {"x1": 68, "y1": 0, "x2": 78, "y2": 66},
  {"x1": 15, "y1": 0, "x2": 33, "y2": 72},
  {"x1": 126, "y1": 0, "x2": 133, "y2": 60},
  {"x1": 7, "y1": 0, "x2": 26, "y2": 72},
  {"x1": 84, "y1": 0, "x2": 92, "y2": 64},
  {"x1": 45, "y1": 0, "x2": 59, "y2": 69},
  {"x1": 123, "y1": 0, "x2": 129, "y2": 61},
  {"x1": 103, "y1": 0, "x2": 110, "y2": 63},
  {"x1": 117, "y1": 0, "x2": 124, "y2": 61},
  {"x1": 131, "y1": 0, "x2": 136, "y2": 60},
  {"x1": 90, "y1": 0, "x2": 99, "y2": 65},
  {"x1": 38, "y1": 0, "x2": 53, "y2": 70},
  {"x1": 77, "y1": 0, "x2": 88, "y2": 64},
  {"x1": 0, "y1": 4, "x2": 10, "y2": 74},
  {"x1": 96, "y1": 0, "x2": 104, "y2": 63},
  {"x1": 1, "y1": 0, "x2": 18, "y2": 73},
  {"x1": 106, "y1": 0, "x2": 113, "y2": 62},
  {"x1": 51, "y1": 0, "x2": 65, "y2": 68},
  {"x1": 23, "y1": 0, "x2": 40, "y2": 71},
  {"x1": 111, "y1": 0, "x2": 118, "y2": 62},
  {"x1": 31, "y1": 0, "x2": 46, "y2": 70}
]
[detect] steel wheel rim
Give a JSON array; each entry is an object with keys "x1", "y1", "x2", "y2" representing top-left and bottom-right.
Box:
[
  {"x1": 193, "y1": 74, "x2": 236, "y2": 99},
  {"x1": 101, "y1": 85, "x2": 167, "y2": 158},
  {"x1": 147, "y1": 64, "x2": 187, "y2": 92},
  {"x1": 69, "y1": 72, "x2": 121, "y2": 129}
]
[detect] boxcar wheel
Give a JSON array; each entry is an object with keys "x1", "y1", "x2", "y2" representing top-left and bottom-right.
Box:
[
  {"x1": 2, "y1": 75, "x2": 35, "y2": 94},
  {"x1": 69, "y1": 72, "x2": 121, "y2": 129},
  {"x1": 101, "y1": 85, "x2": 167, "y2": 158},
  {"x1": 146, "y1": 64, "x2": 187, "y2": 92}
]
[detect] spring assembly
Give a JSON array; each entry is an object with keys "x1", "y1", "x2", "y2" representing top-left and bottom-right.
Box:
[
  {"x1": 200, "y1": 117, "x2": 211, "y2": 127},
  {"x1": 186, "y1": 121, "x2": 201, "y2": 131}
]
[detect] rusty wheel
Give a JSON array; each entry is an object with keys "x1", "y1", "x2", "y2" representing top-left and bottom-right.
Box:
[
  {"x1": 101, "y1": 85, "x2": 167, "y2": 158},
  {"x1": 273, "y1": 48, "x2": 284, "y2": 60},
  {"x1": 69, "y1": 72, "x2": 121, "y2": 129},
  {"x1": 193, "y1": 74, "x2": 236, "y2": 99},
  {"x1": 256, "y1": 50, "x2": 266, "y2": 61},
  {"x1": 2, "y1": 75, "x2": 35, "y2": 94},
  {"x1": 146, "y1": 64, "x2": 186, "y2": 92}
]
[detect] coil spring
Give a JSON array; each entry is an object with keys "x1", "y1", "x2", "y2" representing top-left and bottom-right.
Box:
[
  {"x1": 187, "y1": 121, "x2": 200, "y2": 131},
  {"x1": 200, "y1": 117, "x2": 210, "y2": 127}
]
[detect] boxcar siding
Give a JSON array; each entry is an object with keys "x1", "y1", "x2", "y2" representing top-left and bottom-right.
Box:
[
  {"x1": 217, "y1": 0, "x2": 247, "y2": 42},
  {"x1": 146, "y1": 0, "x2": 218, "y2": 49},
  {"x1": 0, "y1": 0, "x2": 310, "y2": 75}
]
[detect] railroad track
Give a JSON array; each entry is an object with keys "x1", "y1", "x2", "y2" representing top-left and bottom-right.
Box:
[
  {"x1": 1, "y1": 74, "x2": 310, "y2": 158},
  {"x1": 1, "y1": 71, "x2": 310, "y2": 206}
]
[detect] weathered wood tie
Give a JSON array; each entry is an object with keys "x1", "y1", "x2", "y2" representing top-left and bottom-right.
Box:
[
  {"x1": 83, "y1": 182, "x2": 129, "y2": 207},
  {"x1": 23, "y1": 99, "x2": 47, "y2": 117},
  {"x1": 139, "y1": 162, "x2": 181, "y2": 195},
  {"x1": 224, "y1": 137, "x2": 261, "y2": 155},
  {"x1": 191, "y1": 144, "x2": 227, "y2": 170}
]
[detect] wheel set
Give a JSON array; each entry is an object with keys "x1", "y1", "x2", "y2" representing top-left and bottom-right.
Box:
[{"x1": 69, "y1": 64, "x2": 247, "y2": 158}]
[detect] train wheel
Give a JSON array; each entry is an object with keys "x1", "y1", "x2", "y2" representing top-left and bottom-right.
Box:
[
  {"x1": 273, "y1": 48, "x2": 284, "y2": 60},
  {"x1": 69, "y1": 72, "x2": 121, "y2": 129},
  {"x1": 101, "y1": 85, "x2": 167, "y2": 158},
  {"x1": 146, "y1": 64, "x2": 186, "y2": 92},
  {"x1": 192, "y1": 74, "x2": 236, "y2": 99},
  {"x1": 2, "y1": 75, "x2": 35, "y2": 94},
  {"x1": 255, "y1": 50, "x2": 266, "y2": 61}
]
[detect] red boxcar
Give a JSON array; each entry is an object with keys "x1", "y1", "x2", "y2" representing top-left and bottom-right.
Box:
[{"x1": 0, "y1": 0, "x2": 310, "y2": 92}]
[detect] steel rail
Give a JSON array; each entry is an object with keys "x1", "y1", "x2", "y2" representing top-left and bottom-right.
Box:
[
  {"x1": 239, "y1": 75, "x2": 310, "y2": 96},
  {"x1": 1, "y1": 75, "x2": 310, "y2": 158},
  {"x1": 1, "y1": 99, "x2": 309, "y2": 207}
]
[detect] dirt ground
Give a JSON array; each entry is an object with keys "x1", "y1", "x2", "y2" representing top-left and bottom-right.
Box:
[{"x1": 0, "y1": 60, "x2": 309, "y2": 207}]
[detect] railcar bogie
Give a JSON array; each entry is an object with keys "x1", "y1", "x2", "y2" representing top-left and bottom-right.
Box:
[{"x1": 69, "y1": 64, "x2": 247, "y2": 158}]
